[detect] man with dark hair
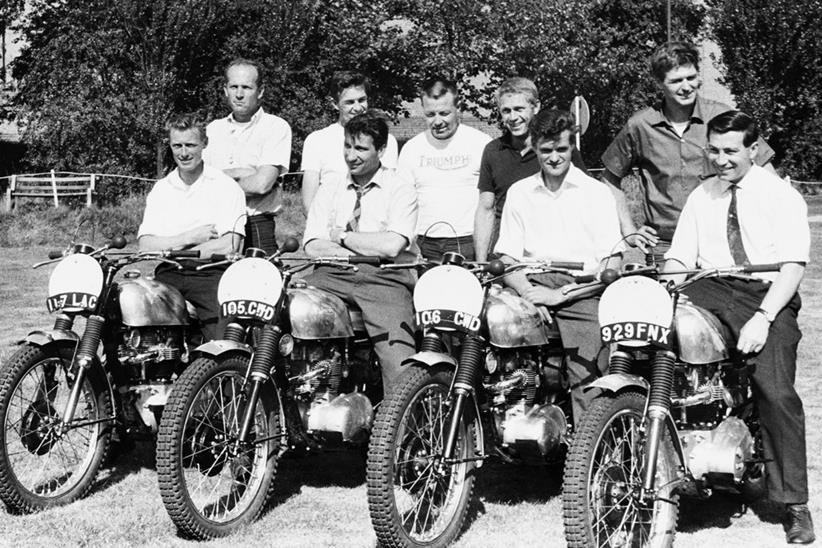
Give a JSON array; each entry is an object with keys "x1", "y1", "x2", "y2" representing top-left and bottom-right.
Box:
[
  {"x1": 496, "y1": 109, "x2": 621, "y2": 421},
  {"x1": 474, "y1": 76, "x2": 588, "y2": 261},
  {"x1": 300, "y1": 71, "x2": 399, "y2": 210},
  {"x1": 139, "y1": 113, "x2": 246, "y2": 340},
  {"x1": 303, "y1": 110, "x2": 417, "y2": 392},
  {"x1": 665, "y1": 110, "x2": 813, "y2": 544},
  {"x1": 399, "y1": 76, "x2": 491, "y2": 261},
  {"x1": 203, "y1": 58, "x2": 292, "y2": 254},
  {"x1": 602, "y1": 41, "x2": 774, "y2": 260}
]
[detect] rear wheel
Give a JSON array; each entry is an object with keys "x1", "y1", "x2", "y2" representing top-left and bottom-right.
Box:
[
  {"x1": 563, "y1": 391, "x2": 679, "y2": 548},
  {"x1": 367, "y1": 365, "x2": 476, "y2": 547},
  {"x1": 0, "y1": 343, "x2": 112, "y2": 513}
]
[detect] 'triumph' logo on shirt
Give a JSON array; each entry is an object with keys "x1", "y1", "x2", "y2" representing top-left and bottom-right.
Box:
[{"x1": 418, "y1": 154, "x2": 471, "y2": 170}]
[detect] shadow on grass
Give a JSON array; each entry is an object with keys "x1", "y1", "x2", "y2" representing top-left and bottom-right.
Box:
[
  {"x1": 90, "y1": 439, "x2": 156, "y2": 495},
  {"x1": 472, "y1": 458, "x2": 563, "y2": 505},
  {"x1": 678, "y1": 492, "x2": 783, "y2": 533}
]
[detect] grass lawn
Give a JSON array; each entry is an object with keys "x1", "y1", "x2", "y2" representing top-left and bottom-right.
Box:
[{"x1": 0, "y1": 222, "x2": 820, "y2": 547}]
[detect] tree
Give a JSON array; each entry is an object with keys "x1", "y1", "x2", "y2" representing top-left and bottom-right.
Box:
[
  {"x1": 0, "y1": 0, "x2": 25, "y2": 85},
  {"x1": 709, "y1": 0, "x2": 822, "y2": 180}
]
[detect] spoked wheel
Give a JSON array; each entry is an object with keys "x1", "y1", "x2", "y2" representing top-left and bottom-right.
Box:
[
  {"x1": 0, "y1": 343, "x2": 112, "y2": 513},
  {"x1": 156, "y1": 355, "x2": 280, "y2": 539},
  {"x1": 563, "y1": 391, "x2": 679, "y2": 548},
  {"x1": 367, "y1": 365, "x2": 476, "y2": 547}
]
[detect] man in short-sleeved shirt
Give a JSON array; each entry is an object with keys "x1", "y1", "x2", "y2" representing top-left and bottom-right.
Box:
[
  {"x1": 664, "y1": 111, "x2": 813, "y2": 545},
  {"x1": 300, "y1": 71, "x2": 398, "y2": 211},
  {"x1": 139, "y1": 114, "x2": 246, "y2": 340},
  {"x1": 602, "y1": 41, "x2": 774, "y2": 257},
  {"x1": 399, "y1": 77, "x2": 491, "y2": 261},
  {"x1": 203, "y1": 58, "x2": 292, "y2": 253},
  {"x1": 303, "y1": 111, "x2": 417, "y2": 392},
  {"x1": 496, "y1": 109, "x2": 622, "y2": 423},
  {"x1": 475, "y1": 77, "x2": 587, "y2": 261}
]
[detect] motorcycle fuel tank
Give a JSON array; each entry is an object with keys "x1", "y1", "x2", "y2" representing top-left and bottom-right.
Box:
[
  {"x1": 289, "y1": 286, "x2": 355, "y2": 339},
  {"x1": 485, "y1": 286, "x2": 559, "y2": 348},
  {"x1": 118, "y1": 275, "x2": 189, "y2": 327},
  {"x1": 674, "y1": 302, "x2": 730, "y2": 364}
]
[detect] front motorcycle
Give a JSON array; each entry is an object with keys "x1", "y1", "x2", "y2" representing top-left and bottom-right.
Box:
[
  {"x1": 367, "y1": 252, "x2": 601, "y2": 547},
  {"x1": 156, "y1": 241, "x2": 388, "y2": 539},
  {"x1": 562, "y1": 262, "x2": 779, "y2": 547},
  {"x1": 0, "y1": 237, "x2": 204, "y2": 513}
]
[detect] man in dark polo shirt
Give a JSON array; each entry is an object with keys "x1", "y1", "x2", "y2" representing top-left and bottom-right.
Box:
[
  {"x1": 474, "y1": 77, "x2": 587, "y2": 261},
  {"x1": 601, "y1": 41, "x2": 774, "y2": 260}
]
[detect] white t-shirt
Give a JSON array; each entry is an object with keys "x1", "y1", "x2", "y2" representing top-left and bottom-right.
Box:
[
  {"x1": 301, "y1": 122, "x2": 398, "y2": 187},
  {"x1": 203, "y1": 108, "x2": 292, "y2": 214},
  {"x1": 398, "y1": 124, "x2": 491, "y2": 237},
  {"x1": 494, "y1": 165, "x2": 623, "y2": 275},
  {"x1": 138, "y1": 165, "x2": 247, "y2": 239}
]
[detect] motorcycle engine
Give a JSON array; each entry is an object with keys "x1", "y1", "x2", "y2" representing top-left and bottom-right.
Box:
[{"x1": 118, "y1": 327, "x2": 188, "y2": 383}]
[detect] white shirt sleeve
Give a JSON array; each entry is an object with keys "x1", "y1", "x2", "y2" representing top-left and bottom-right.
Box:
[
  {"x1": 382, "y1": 134, "x2": 399, "y2": 169},
  {"x1": 137, "y1": 184, "x2": 163, "y2": 238},
  {"x1": 303, "y1": 180, "x2": 336, "y2": 246},
  {"x1": 494, "y1": 190, "x2": 525, "y2": 260},
  {"x1": 216, "y1": 182, "x2": 248, "y2": 236},
  {"x1": 300, "y1": 130, "x2": 322, "y2": 173},
  {"x1": 384, "y1": 173, "x2": 417, "y2": 242},
  {"x1": 665, "y1": 194, "x2": 699, "y2": 268},
  {"x1": 256, "y1": 119, "x2": 292, "y2": 170}
]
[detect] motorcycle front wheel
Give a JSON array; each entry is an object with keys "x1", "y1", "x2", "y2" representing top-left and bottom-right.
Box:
[
  {"x1": 0, "y1": 343, "x2": 112, "y2": 513},
  {"x1": 156, "y1": 354, "x2": 280, "y2": 540},
  {"x1": 367, "y1": 364, "x2": 476, "y2": 548},
  {"x1": 563, "y1": 391, "x2": 679, "y2": 548}
]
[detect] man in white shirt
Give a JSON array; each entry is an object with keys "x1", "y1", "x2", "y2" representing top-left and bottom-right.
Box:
[
  {"x1": 203, "y1": 58, "x2": 292, "y2": 253},
  {"x1": 303, "y1": 110, "x2": 417, "y2": 392},
  {"x1": 399, "y1": 77, "x2": 491, "y2": 261},
  {"x1": 496, "y1": 109, "x2": 622, "y2": 422},
  {"x1": 665, "y1": 111, "x2": 813, "y2": 544},
  {"x1": 300, "y1": 71, "x2": 399, "y2": 211},
  {"x1": 139, "y1": 114, "x2": 247, "y2": 340}
]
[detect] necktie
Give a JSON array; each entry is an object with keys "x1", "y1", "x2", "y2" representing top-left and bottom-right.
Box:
[
  {"x1": 345, "y1": 183, "x2": 373, "y2": 232},
  {"x1": 727, "y1": 184, "x2": 749, "y2": 266}
]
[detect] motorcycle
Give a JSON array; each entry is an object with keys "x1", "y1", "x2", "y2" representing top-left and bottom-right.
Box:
[
  {"x1": 0, "y1": 237, "x2": 205, "y2": 513},
  {"x1": 367, "y1": 252, "x2": 602, "y2": 547},
  {"x1": 561, "y1": 262, "x2": 778, "y2": 547},
  {"x1": 155, "y1": 239, "x2": 389, "y2": 539}
]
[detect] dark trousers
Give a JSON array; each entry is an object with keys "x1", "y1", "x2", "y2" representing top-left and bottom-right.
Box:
[
  {"x1": 303, "y1": 265, "x2": 417, "y2": 394},
  {"x1": 417, "y1": 234, "x2": 475, "y2": 262},
  {"x1": 529, "y1": 272, "x2": 609, "y2": 423},
  {"x1": 684, "y1": 277, "x2": 807, "y2": 504},
  {"x1": 245, "y1": 213, "x2": 278, "y2": 254},
  {"x1": 154, "y1": 264, "x2": 227, "y2": 341}
]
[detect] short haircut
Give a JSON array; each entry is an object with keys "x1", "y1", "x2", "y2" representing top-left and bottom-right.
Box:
[
  {"x1": 330, "y1": 71, "x2": 370, "y2": 101},
  {"x1": 420, "y1": 76, "x2": 459, "y2": 103},
  {"x1": 495, "y1": 77, "x2": 539, "y2": 107},
  {"x1": 529, "y1": 109, "x2": 577, "y2": 145},
  {"x1": 344, "y1": 109, "x2": 389, "y2": 150},
  {"x1": 165, "y1": 113, "x2": 207, "y2": 142},
  {"x1": 650, "y1": 41, "x2": 700, "y2": 81},
  {"x1": 225, "y1": 58, "x2": 264, "y2": 88},
  {"x1": 707, "y1": 110, "x2": 759, "y2": 147}
]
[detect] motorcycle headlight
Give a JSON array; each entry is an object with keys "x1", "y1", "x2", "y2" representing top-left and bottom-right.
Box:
[{"x1": 278, "y1": 333, "x2": 294, "y2": 357}]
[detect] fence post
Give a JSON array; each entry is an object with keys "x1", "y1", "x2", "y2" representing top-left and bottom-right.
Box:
[
  {"x1": 51, "y1": 169, "x2": 59, "y2": 208},
  {"x1": 87, "y1": 173, "x2": 95, "y2": 208},
  {"x1": 3, "y1": 175, "x2": 13, "y2": 212}
]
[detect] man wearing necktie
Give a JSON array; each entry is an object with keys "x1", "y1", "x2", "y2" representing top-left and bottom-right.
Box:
[
  {"x1": 303, "y1": 110, "x2": 419, "y2": 393},
  {"x1": 665, "y1": 110, "x2": 814, "y2": 544}
]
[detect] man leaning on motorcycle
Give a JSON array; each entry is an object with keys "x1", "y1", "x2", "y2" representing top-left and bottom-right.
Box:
[{"x1": 663, "y1": 110, "x2": 814, "y2": 544}]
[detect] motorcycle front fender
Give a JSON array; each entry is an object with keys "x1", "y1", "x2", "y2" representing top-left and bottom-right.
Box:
[
  {"x1": 19, "y1": 329, "x2": 81, "y2": 347},
  {"x1": 193, "y1": 340, "x2": 253, "y2": 359},
  {"x1": 401, "y1": 350, "x2": 458, "y2": 369},
  {"x1": 583, "y1": 373, "x2": 650, "y2": 394}
]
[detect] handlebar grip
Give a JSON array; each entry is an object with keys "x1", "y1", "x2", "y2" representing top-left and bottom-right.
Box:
[
  {"x1": 168, "y1": 250, "x2": 201, "y2": 259},
  {"x1": 742, "y1": 263, "x2": 782, "y2": 273},
  {"x1": 48, "y1": 250, "x2": 64, "y2": 260},
  {"x1": 210, "y1": 254, "x2": 227, "y2": 262},
  {"x1": 573, "y1": 274, "x2": 597, "y2": 283},
  {"x1": 349, "y1": 256, "x2": 385, "y2": 266},
  {"x1": 550, "y1": 261, "x2": 585, "y2": 271}
]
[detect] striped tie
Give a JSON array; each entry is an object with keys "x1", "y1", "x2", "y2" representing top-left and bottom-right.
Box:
[
  {"x1": 345, "y1": 182, "x2": 374, "y2": 232},
  {"x1": 727, "y1": 184, "x2": 749, "y2": 266}
]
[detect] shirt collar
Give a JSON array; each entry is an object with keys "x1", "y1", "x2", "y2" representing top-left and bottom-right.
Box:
[
  {"x1": 649, "y1": 95, "x2": 708, "y2": 128},
  {"x1": 228, "y1": 107, "x2": 264, "y2": 126},
  {"x1": 722, "y1": 165, "x2": 757, "y2": 193},
  {"x1": 346, "y1": 165, "x2": 387, "y2": 190},
  {"x1": 168, "y1": 166, "x2": 205, "y2": 190},
  {"x1": 526, "y1": 164, "x2": 584, "y2": 193},
  {"x1": 498, "y1": 132, "x2": 533, "y2": 157}
]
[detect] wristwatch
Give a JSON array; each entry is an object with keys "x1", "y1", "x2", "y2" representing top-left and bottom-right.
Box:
[{"x1": 755, "y1": 307, "x2": 776, "y2": 323}]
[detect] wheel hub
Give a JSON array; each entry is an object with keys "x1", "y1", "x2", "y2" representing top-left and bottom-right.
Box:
[{"x1": 20, "y1": 400, "x2": 60, "y2": 455}]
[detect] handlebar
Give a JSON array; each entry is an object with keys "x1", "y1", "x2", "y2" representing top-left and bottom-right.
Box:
[{"x1": 167, "y1": 250, "x2": 201, "y2": 259}]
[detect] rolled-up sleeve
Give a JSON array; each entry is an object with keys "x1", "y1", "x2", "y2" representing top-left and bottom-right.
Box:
[
  {"x1": 302, "y1": 180, "x2": 335, "y2": 246},
  {"x1": 774, "y1": 187, "x2": 810, "y2": 264}
]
